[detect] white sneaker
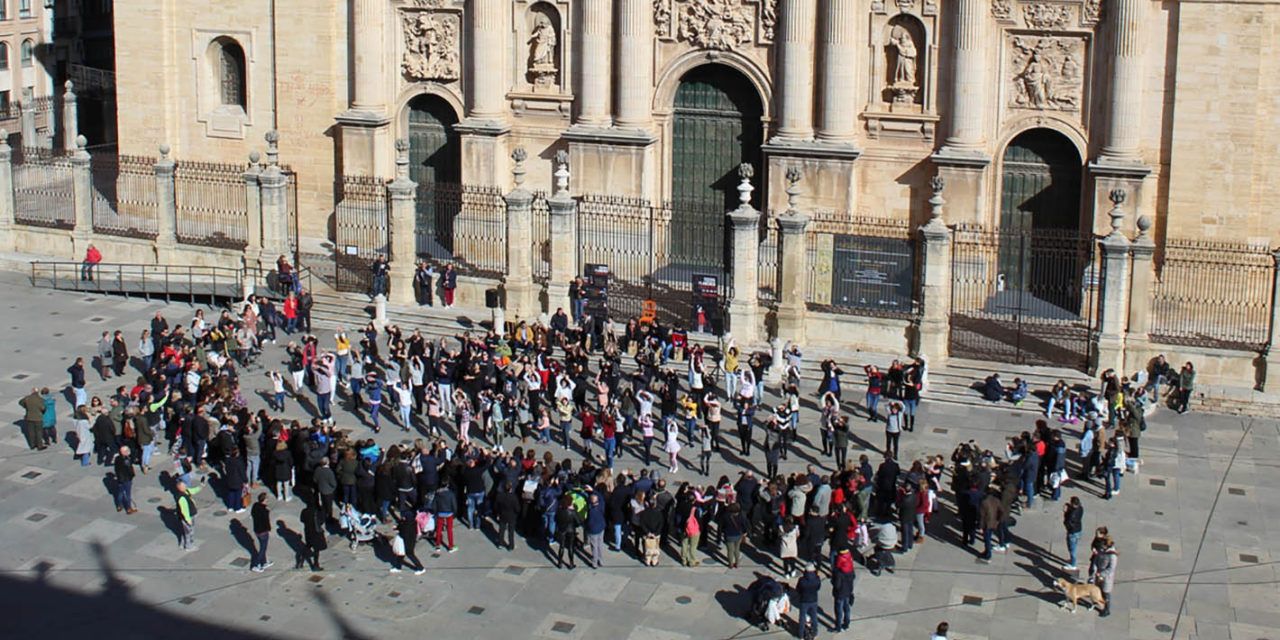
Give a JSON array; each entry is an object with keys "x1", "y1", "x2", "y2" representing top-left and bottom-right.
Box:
[
  {"x1": 993, "y1": 545, "x2": 1007, "y2": 552},
  {"x1": 263, "y1": 561, "x2": 274, "y2": 570},
  {"x1": 1062, "y1": 564, "x2": 1078, "y2": 571},
  {"x1": 251, "y1": 565, "x2": 264, "y2": 573},
  {"x1": 414, "y1": 568, "x2": 426, "y2": 576},
  {"x1": 389, "y1": 568, "x2": 402, "y2": 573}
]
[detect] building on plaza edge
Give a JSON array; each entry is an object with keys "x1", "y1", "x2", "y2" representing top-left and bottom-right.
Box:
[{"x1": 95, "y1": 0, "x2": 1280, "y2": 390}]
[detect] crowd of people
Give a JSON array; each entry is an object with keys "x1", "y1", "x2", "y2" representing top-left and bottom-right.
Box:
[{"x1": 23, "y1": 268, "x2": 1184, "y2": 638}]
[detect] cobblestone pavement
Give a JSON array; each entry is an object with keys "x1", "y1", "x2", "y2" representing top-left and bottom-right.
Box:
[{"x1": 1, "y1": 274, "x2": 1277, "y2": 640}]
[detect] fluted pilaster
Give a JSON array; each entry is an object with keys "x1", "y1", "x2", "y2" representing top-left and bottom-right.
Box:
[
  {"x1": 774, "y1": 0, "x2": 816, "y2": 140},
  {"x1": 816, "y1": 0, "x2": 857, "y2": 142},
  {"x1": 1099, "y1": 0, "x2": 1144, "y2": 161},
  {"x1": 943, "y1": 0, "x2": 986, "y2": 150},
  {"x1": 577, "y1": 0, "x2": 612, "y2": 127},
  {"x1": 350, "y1": 0, "x2": 385, "y2": 112},
  {"x1": 615, "y1": 0, "x2": 652, "y2": 128},
  {"x1": 469, "y1": 0, "x2": 507, "y2": 120}
]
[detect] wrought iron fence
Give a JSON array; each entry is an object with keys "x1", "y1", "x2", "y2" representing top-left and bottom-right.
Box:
[
  {"x1": 334, "y1": 175, "x2": 389, "y2": 293},
  {"x1": 577, "y1": 194, "x2": 729, "y2": 329},
  {"x1": 532, "y1": 190, "x2": 550, "y2": 283},
  {"x1": 90, "y1": 154, "x2": 159, "y2": 239},
  {"x1": 284, "y1": 168, "x2": 299, "y2": 259},
  {"x1": 415, "y1": 182, "x2": 507, "y2": 279},
  {"x1": 758, "y1": 220, "x2": 780, "y2": 304},
  {"x1": 13, "y1": 151, "x2": 74, "y2": 229},
  {"x1": 803, "y1": 213, "x2": 918, "y2": 318},
  {"x1": 1149, "y1": 238, "x2": 1274, "y2": 350},
  {"x1": 174, "y1": 159, "x2": 248, "y2": 249}
]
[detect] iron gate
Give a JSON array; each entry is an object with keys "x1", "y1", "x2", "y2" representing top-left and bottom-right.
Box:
[
  {"x1": 333, "y1": 175, "x2": 389, "y2": 294},
  {"x1": 949, "y1": 226, "x2": 1099, "y2": 369},
  {"x1": 577, "y1": 195, "x2": 730, "y2": 330}
]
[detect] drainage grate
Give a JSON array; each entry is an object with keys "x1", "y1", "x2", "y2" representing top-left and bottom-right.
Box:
[
  {"x1": 932, "y1": 428, "x2": 949, "y2": 435},
  {"x1": 1155, "y1": 624, "x2": 1173, "y2": 633},
  {"x1": 1148, "y1": 478, "x2": 1166, "y2": 487},
  {"x1": 551, "y1": 621, "x2": 576, "y2": 634},
  {"x1": 504, "y1": 566, "x2": 526, "y2": 576},
  {"x1": 962, "y1": 595, "x2": 983, "y2": 606},
  {"x1": 26, "y1": 513, "x2": 47, "y2": 522},
  {"x1": 1151, "y1": 542, "x2": 1170, "y2": 552},
  {"x1": 21, "y1": 471, "x2": 41, "y2": 479},
  {"x1": 1228, "y1": 487, "x2": 1246, "y2": 496},
  {"x1": 468, "y1": 606, "x2": 485, "y2": 615},
  {"x1": 148, "y1": 497, "x2": 162, "y2": 504},
  {"x1": 1240, "y1": 554, "x2": 1260, "y2": 564},
  {"x1": 11, "y1": 373, "x2": 29, "y2": 380}
]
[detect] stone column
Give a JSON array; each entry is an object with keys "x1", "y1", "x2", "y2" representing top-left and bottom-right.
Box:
[
  {"x1": 773, "y1": 0, "x2": 816, "y2": 141},
  {"x1": 725, "y1": 164, "x2": 761, "y2": 344},
  {"x1": 546, "y1": 153, "x2": 578, "y2": 314},
  {"x1": 257, "y1": 132, "x2": 290, "y2": 261},
  {"x1": 1098, "y1": 0, "x2": 1144, "y2": 164},
  {"x1": 614, "y1": 0, "x2": 652, "y2": 131},
  {"x1": 350, "y1": 0, "x2": 385, "y2": 113},
  {"x1": 62, "y1": 81, "x2": 79, "y2": 153},
  {"x1": 243, "y1": 152, "x2": 264, "y2": 264},
  {"x1": 504, "y1": 148, "x2": 538, "y2": 321},
  {"x1": 19, "y1": 101, "x2": 36, "y2": 149},
  {"x1": 387, "y1": 139, "x2": 418, "y2": 305},
  {"x1": 1093, "y1": 189, "x2": 1131, "y2": 375},
  {"x1": 470, "y1": 0, "x2": 507, "y2": 122},
  {"x1": 775, "y1": 168, "x2": 809, "y2": 343},
  {"x1": 937, "y1": 0, "x2": 987, "y2": 157},
  {"x1": 916, "y1": 175, "x2": 952, "y2": 362},
  {"x1": 1265, "y1": 249, "x2": 1280, "y2": 393},
  {"x1": 154, "y1": 144, "x2": 177, "y2": 260},
  {"x1": 816, "y1": 0, "x2": 857, "y2": 143},
  {"x1": 0, "y1": 130, "x2": 14, "y2": 252},
  {"x1": 70, "y1": 135, "x2": 91, "y2": 245},
  {"x1": 576, "y1": 0, "x2": 612, "y2": 127}
]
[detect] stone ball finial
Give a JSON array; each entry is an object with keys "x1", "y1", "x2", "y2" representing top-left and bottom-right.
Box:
[
  {"x1": 75, "y1": 134, "x2": 87, "y2": 149},
  {"x1": 159, "y1": 143, "x2": 171, "y2": 158},
  {"x1": 737, "y1": 163, "x2": 754, "y2": 181},
  {"x1": 1136, "y1": 215, "x2": 1152, "y2": 233},
  {"x1": 248, "y1": 150, "x2": 261, "y2": 164},
  {"x1": 511, "y1": 147, "x2": 528, "y2": 164}
]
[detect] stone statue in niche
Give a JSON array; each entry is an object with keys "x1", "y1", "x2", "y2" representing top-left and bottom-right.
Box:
[
  {"x1": 888, "y1": 24, "x2": 919, "y2": 106},
  {"x1": 527, "y1": 12, "x2": 558, "y2": 88},
  {"x1": 402, "y1": 11, "x2": 460, "y2": 82},
  {"x1": 1009, "y1": 36, "x2": 1083, "y2": 111}
]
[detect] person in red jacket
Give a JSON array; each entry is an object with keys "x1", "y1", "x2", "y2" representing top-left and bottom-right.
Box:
[
  {"x1": 81, "y1": 244, "x2": 102, "y2": 282},
  {"x1": 282, "y1": 292, "x2": 299, "y2": 334}
]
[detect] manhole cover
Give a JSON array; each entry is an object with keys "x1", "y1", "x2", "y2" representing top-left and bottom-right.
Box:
[
  {"x1": 309, "y1": 575, "x2": 324, "y2": 583},
  {"x1": 1228, "y1": 487, "x2": 1246, "y2": 496},
  {"x1": 675, "y1": 595, "x2": 693, "y2": 605},
  {"x1": 388, "y1": 591, "x2": 401, "y2": 599},
  {"x1": 504, "y1": 566, "x2": 526, "y2": 575},
  {"x1": 21, "y1": 471, "x2": 41, "y2": 479},
  {"x1": 148, "y1": 497, "x2": 162, "y2": 504},
  {"x1": 1149, "y1": 478, "x2": 1166, "y2": 486},
  {"x1": 468, "y1": 606, "x2": 485, "y2": 615},
  {"x1": 1155, "y1": 624, "x2": 1173, "y2": 633},
  {"x1": 179, "y1": 596, "x2": 197, "y2": 605},
  {"x1": 1151, "y1": 542, "x2": 1170, "y2": 552},
  {"x1": 26, "y1": 513, "x2": 47, "y2": 522},
  {"x1": 1240, "y1": 554, "x2": 1260, "y2": 563},
  {"x1": 962, "y1": 595, "x2": 984, "y2": 606},
  {"x1": 259, "y1": 615, "x2": 271, "y2": 621},
  {"x1": 551, "y1": 621, "x2": 575, "y2": 634}
]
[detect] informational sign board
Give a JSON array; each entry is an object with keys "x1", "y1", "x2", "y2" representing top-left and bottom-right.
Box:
[{"x1": 830, "y1": 235, "x2": 916, "y2": 313}]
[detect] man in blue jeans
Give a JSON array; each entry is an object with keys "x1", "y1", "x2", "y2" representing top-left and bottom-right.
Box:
[
  {"x1": 461, "y1": 458, "x2": 489, "y2": 529},
  {"x1": 795, "y1": 563, "x2": 822, "y2": 639}
]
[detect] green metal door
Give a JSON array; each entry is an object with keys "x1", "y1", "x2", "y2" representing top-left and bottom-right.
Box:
[
  {"x1": 671, "y1": 65, "x2": 762, "y2": 267},
  {"x1": 998, "y1": 129, "x2": 1082, "y2": 298},
  {"x1": 408, "y1": 95, "x2": 459, "y2": 257}
]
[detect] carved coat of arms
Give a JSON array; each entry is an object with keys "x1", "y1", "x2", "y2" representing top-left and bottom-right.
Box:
[
  {"x1": 656, "y1": 0, "x2": 758, "y2": 50},
  {"x1": 402, "y1": 11, "x2": 460, "y2": 82}
]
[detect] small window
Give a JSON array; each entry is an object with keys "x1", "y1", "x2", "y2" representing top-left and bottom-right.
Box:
[
  {"x1": 20, "y1": 39, "x2": 32, "y2": 67},
  {"x1": 0, "y1": 91, "x2": 10, "y2": 114},
  {"x1": 0, "y1": 43, "x2": 9, "y2": 70},
  {"x1": 216, "y1": 39, "x2": 246, "y2": 109},
  {"x1": 19, "y1": 0, "x2": 30, "y2": 18},
  {"x1": 0, "y1": 1, "x2": 8, "y2": 21}
]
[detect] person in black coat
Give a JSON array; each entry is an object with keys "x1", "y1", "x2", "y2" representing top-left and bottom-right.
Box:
[
  {"x1": 272, "y1": 441, "x2": 294, "y2": 501},
  {"x1": 493, "y1": 482, "x2": 521, "y2": 550},
  {"x1": 392, "y1": 511, "x2": 425, "y2": 574},
  {"x1": 299, "y1": 505, "x2": 326, "y2": 571},
  {"x1": 554, "y1": 495, "x2": 582, "y2": 569},
  {"x1": 222, "y1": 451, "x2": 248, "y2": 512}
]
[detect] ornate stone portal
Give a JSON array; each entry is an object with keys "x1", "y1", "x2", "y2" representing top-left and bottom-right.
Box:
[{"x1": 401, "y1": 7, "x2": 461, "y2": 82}]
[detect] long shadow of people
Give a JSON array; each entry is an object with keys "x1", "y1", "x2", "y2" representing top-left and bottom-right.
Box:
[
  {"x1": 275, "y1": 519, "x2": 306, "y2": 568},
  {"x1": 229, "y1": 518, "x2": 257, "y2": 557}
]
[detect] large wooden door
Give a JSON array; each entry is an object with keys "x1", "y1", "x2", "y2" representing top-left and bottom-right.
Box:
[
  {"x1": 671, "y1": 65, "x2": 762, "y2": 267},
  {"x1": 998, "y1": 128, "x2": 1083, "y2": 303},
  {"x1": 408, "y1": 95, "x2": 459, "y2": 258}
]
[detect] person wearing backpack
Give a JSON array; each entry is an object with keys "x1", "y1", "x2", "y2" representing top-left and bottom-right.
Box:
[
  {"x1": 177, "y1": 478, "x2": 205, "y2": 549},
  {"x1": 831, "y1": 548, "x2": 856, "y2": 632}
]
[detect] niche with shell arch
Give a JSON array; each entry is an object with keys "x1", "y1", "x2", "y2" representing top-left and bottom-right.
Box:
[
  {"x1": 525, "y1": 2, "x2": 562, "y2": 90},
  {"x1": 882, "y1": 14, "x2": 925, "y2": 109}
]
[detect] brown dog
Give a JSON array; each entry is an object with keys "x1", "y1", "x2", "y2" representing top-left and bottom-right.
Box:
[{"x1": 1055, "y1": 577, "x2": 1105, "y2": 612}]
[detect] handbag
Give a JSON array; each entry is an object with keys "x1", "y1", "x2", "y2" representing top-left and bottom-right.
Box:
[
  {"x1": 391, "y1": 534, "x2": 406, "y2": 557},
  {"x1": 241, "y1": 488, "x2": 251, "y2": 509}
]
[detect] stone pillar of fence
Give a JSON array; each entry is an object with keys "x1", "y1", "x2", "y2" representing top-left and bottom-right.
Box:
[
  {"x1": 242, "y1": 151, "x2": 263, "y2": 265},
  {"x1": 775, "y1": 168, "x2": 810, "y2": 344},
  {"x1": 258, "y1": 131, "x2": 290, "y2": 262},
  {"x1": 0, "y1": 129, "x2": 14, "y2": 252},
  {"x1": 387, "y1": 139, "x2": 418, "y2": 306},
  {"x1": 1265, "y1": 249, "x2": 1280, "y2": 393},
  {"x1": 70, "y1": 135, "x2": 92, "y2": 252},
  {"x1": 503, "y1": 148, "x2": 538, "y2": 322},
  {"x1": 62, "y1": 81, "x2": 79, "y2": 154},
  {"x1": 1124, "y1": 215, "x2": 1155, "y2": 359},
  {"x1": 19, "y1": 101, "x2": 35, "y2": 149},
  {"x1": 916, "y1": 175, "x2": 952, "y2": 363},
  {"x1": 546, "y1": 154, "x2": 578, "y2": 316},
  {"x1": 1093, "y1": 189, "x2": 1132, "y2": 375},
  {"x1": 725, "y1": 164, "x2": 761, "y2": 344},
  {"x1": 153, "y1": 144, "x2": 178, "y2": 262}
]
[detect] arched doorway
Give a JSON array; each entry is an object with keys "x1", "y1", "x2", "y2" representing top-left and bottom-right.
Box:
[
  {"x1": 670, "y1": 65, "x2": 763, "y2": 267},
  {"x1": 999, "y1": 128, "x2": 1081, "y2": 233},
  {"x1": 408, "y1": 95, "x2": 460, "y2": 259}
]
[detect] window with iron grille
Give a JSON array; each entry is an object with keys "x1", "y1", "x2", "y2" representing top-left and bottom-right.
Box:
[
  {"x1": 217, "y1": 40, "x2": 246, "y2": 109},
  {"x1": 18, "y1": 0, "x2": 30, "y2": 18}
]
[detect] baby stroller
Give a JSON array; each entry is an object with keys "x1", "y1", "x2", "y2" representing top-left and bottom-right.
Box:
[
  {"x1": 339, "y1": 504, "x2": 379, "y2": 550},
  {"x1": 747, "y1": 575, "x2": 790, "y2": 631}
]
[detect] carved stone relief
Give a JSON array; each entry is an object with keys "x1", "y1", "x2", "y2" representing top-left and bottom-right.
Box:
[
  {"x1": 653, "y1": 0, "x2": 773, "y2": 50},
  {"x1": 402, "y1": 10, "x2": 461, "y2": 82},
  {"x1": 994, "y1": 0, "x2": 1103, "y2": 27},
  {"x1": 992, "y1": 0, "x2": 1014, "y2": 20},
  {"x1": 1007, "y1": 35, "x2": 1083, "y2": 111},
  {"x1": 1022, "y1": 3, "x2": 1073, "y2": 29}
]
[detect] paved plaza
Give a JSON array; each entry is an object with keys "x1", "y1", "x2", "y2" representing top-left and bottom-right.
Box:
[{"x1": 0, "y1": 272, "x2": 1277, "y2": 640}]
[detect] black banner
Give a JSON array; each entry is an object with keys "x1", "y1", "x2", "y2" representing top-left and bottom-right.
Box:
[{"x1": 829, "y1": 235, "x2": 915, "y2": 313}]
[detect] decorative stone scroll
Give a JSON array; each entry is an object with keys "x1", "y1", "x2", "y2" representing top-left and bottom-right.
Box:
[
  {"x1": 1007, "y1": 35, "x2": 1084, "y2": 111},
  {"x1": 654, "y1": 0, "x2": 775, "y2": 50},
  {"x1": 1022, "y1": 3, "x2": 1072, "y2": 29},
  {"x1": 401, "y1": 8, "x2": 461, "y2": 82}
]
